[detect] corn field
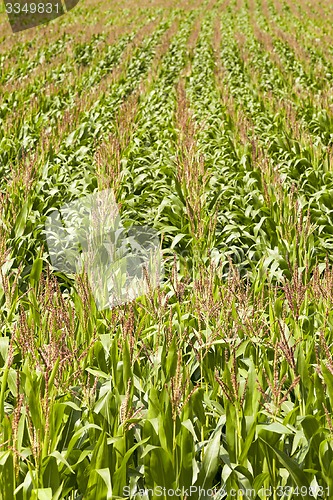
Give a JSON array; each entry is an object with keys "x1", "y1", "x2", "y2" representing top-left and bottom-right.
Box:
[{"x1": 1, "y1": 0, "x2": 333, "y2": 498}]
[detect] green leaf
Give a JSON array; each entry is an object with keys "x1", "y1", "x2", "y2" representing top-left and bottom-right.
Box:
[
  {"x1": 197, "y1": 422, "x2": 223, "y2": 491},
  {"x1": 259, "y1": 438, "x2": 311, "y2": 498}
]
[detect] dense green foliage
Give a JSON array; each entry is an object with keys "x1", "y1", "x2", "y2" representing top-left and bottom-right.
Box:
[{"x1": 1, "y1": 0, "x2": 333, "y2": 498}]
